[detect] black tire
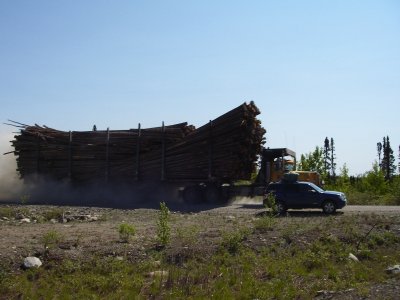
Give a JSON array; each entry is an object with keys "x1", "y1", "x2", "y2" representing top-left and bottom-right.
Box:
[
  {"x1": 322, "y1": 200, "x2": 336, "y2": 214},
  {"x1": 276, "y1": 201, "x2": 287, "y2": 215},
  {"x1": 204, "y1": 184, "x2": 223, "y2": 204},
  {"x1": 183, "y1": 186, "x2": 204, "y2": 204}
]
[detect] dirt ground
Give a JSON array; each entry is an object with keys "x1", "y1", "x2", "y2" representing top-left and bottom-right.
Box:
[{"x1": 1, "y1": 202, "x2": 399, "y2": 299}]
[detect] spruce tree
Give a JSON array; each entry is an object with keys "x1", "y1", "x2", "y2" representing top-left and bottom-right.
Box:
[
  {"x1": 377, "y1": 142, "x2": 382, "y2": 168},
  {"x1": 323, "y1": 137, "x2": 331, "y2": 177},
  {"x1": 330, "y1": 138, "x2": 336, "y2": 179},
  {"x1": 381, "y1": 136, "x2": 396, "y2": 180}
]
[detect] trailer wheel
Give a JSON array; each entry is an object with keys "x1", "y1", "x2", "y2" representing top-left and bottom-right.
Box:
[
  {"x1": 204, "y1": 184, "x2": 222, "y2": 204},
  {"x1": 183, "y1": 186, "x2": 204, "y2": 204}
]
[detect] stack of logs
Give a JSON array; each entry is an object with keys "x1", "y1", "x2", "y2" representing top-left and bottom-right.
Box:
[{"x1": 7, "y1": 101, "x2": 266, "y2": 184}]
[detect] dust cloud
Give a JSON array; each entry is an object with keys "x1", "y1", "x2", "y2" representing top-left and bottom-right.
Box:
[
  {"x1": 0, "y1": 124, "x2": 181, "y2": 207},
  {"x1": 231, "y1": 196, "x2": 263, "y2": 205},
  {"x1": 0, "y1": 128, "x2": 178, "y2": 207},
  {"x1": 0, "y1": 129, "x2": 24, "y2": 201}
]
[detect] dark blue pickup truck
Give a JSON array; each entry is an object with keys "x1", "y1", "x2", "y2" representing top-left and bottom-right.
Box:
[{"x1": 264, "y1": 181, "x2": 347, "y2": 214}]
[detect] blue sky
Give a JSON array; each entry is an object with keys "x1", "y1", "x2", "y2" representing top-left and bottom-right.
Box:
[{"x1": 0, "y1": 1, "x2": 399, "y2": 175}]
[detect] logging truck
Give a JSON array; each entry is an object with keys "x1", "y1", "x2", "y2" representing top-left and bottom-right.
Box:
[
  {"x1": 181, "y1": 147, "x2": 322, "y2": 204},
  {"x1": 8, "y1": 102, "x2": 320, "y2": 205}
]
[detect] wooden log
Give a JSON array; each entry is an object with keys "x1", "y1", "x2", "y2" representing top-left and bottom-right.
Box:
[{"x1": 8, "y1": 102, "x2": 265, "y2": 183}]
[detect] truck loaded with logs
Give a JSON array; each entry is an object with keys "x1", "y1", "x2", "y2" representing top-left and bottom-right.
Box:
[{"x1": 5, "y1": 102, "x2": 320, "y2": 204}]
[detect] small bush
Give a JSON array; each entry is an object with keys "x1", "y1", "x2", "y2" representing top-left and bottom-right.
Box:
[
  {"x1": 221, "y1": 229, "x2": 249, "y2": 254},
  {"x1": 0, "y1": 262, "x2": 9, "y2": 284},
  {"x1": 0, "y1": 207, "x2": 14, "y2": 218},
  {"x1": 42, "y1": 208, "x2": 64, "y2": 221},
  {"x1": 118, "y1": 223, "x2": 136, "y2": 243},
  {"x1": 156, "y1": 202, "x2": 171, "y2": 247},
  {"x1": 0, "y1": 207, "x2": 30, "y2": 219},
  {"x1": 264, "y1": 192, "x2": 278, "y2": 216},
  {"x1": 366, "y1": 231, "x2": 400, "y2": 249},
  {"x1": 41, "y1": 230, "x2": 63, "y2": 251},
  {"x1": 254, "y1": 216, "x2": 276, "y2": 232}
]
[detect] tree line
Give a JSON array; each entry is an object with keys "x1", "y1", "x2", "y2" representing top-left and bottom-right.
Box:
[
  {"x1": 297, "y1": 137, "x2": 337, "y2": 181},
  {"x1": 298, "y1": 136, "x2": 398, "y2": 180},
  {"x1": 297, "y1": 136, "x2": 399, "y2": 205}
]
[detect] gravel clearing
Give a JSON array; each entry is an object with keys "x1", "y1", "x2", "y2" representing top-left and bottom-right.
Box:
[{"x1": 0, "y1": 202, "x2": 399, "y2": 299}]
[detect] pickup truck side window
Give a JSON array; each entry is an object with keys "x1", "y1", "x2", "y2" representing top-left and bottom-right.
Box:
[{"x1": 298, "y1": 184, "x2": 314, "y2": 193}]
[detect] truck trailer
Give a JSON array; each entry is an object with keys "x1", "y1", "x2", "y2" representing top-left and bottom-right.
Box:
[{"x1": 6, "y1": 102, "x2": 318, "y2": 204}]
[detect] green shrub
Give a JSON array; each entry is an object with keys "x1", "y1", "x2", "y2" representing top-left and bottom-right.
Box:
[
  {"x1": 42, "y1": 208, "x2": 64, "y2": 221},
  {"x1": 254, "y1": 216, "x2": 276, "y2": 232},
  {"x1": 221, "y1": 229, "x2": 249, "y2": 254},
  {"x1": 263, "y1": 192, "x2": 278, "y2": 215},
  {"x1": 156, "y1": 202, "x2": 171, "y2": 247},
  {"x1": 41, "y1": 230, "x2": 63, "y2": 251},
  {"x1": 0, "y1": 207, "x2": 14, "y2": 218},
  {"x1": 118, "y1": 223, "x2": 136, "y2": 243}
]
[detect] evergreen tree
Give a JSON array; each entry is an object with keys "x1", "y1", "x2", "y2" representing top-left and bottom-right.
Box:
[
  {"x1": 377, "y1": 142, "x2": 382, "y2": 168},
  {"x1": 381, "y1": 136, "x2": 396, "y2": 180},
  {"x1": 323, "y1": 137, "x2": 331, "y2": 177},
  {"x1": 330, "y1": 138, "x2": 336, "y2": 179}
]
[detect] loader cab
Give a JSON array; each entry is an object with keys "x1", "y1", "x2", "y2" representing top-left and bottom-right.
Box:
[
  {"x1": 255, "y1": 147, "x2": 322, "y2": 187},
  {"x1": 273, "y1": 157, "x2": 295, "y2": 172},
  {"x1": 254, "y1": 148, "x2": 297, "y2": 185},
  {"x1": 265, "y1": 148, "x2": 297, "y2": 183}
]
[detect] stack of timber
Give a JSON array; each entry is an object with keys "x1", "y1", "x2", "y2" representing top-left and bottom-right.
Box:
[
  {"x1": 7, "y1": 101, "x2": 265, "y2": 184},
  {"x1": 138, "y1": 101, "x2": 266, "y2": 181},
  {"x1": 8, "y1": 122, "x2": 193, "y2": 183}
]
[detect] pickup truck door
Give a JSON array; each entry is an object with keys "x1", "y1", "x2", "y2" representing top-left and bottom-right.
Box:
[
  {"x1": 283, "y1": 184, "x2": 300, "y2": 207},
  {"x1": 297, "y1": 184, "x2": 320, "y2": 207}
]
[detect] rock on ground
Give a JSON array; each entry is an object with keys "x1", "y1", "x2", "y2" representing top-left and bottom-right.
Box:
[{"x1": 23, "y1": 257, "x2": 42, "y2": 269}]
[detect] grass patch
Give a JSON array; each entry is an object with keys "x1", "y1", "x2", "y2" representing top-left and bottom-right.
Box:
[
  {"x1": 346, "y1": 190, "x2": 400, "y2": 205},
  {"x1": 0, "y1": 211, "x2": 399, "y2": 299},
  {"x1": 0, "y1": 207, "x2": 15, "y2": 218},
  {"x1": 254, "y1": 215, "x2": 276, "y2": 232},
  {"x1": 41, "y1": 230, "x2": 63, "y2": 252},
  {"x1": 0, "y1": 206, "x2": 30, "y2": 219},
  {"x1": 2, "y1": 239, "x2": 398, "y2": 299},
  {"x1": 42, "y1": 208, "x2": 64, "y2": 221},
  {"x1": 220, "y1": 228, "x2": 250, "y2": 254}
]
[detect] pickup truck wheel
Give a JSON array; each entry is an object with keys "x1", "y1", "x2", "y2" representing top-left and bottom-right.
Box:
[
  {"x1": 276, "y1": 201, "x2": 287, "y2": 215},
  {"x1": 322, "y1": 200, "x2": 336, "y2": 214}
]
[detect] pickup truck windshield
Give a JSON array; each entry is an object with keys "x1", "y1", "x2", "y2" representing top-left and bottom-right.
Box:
[{"x1": 308, "y1": 182, "x2": 324, "y2": 193}]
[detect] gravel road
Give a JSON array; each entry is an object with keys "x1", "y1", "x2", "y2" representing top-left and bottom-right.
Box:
[{"x1": 197, "y1": 202, "x2": 400, "y2": 216}]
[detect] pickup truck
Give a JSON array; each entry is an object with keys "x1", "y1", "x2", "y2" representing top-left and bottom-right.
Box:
[{"x1": 264, "y1": 181, "x2": 347, "y2": 214}]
